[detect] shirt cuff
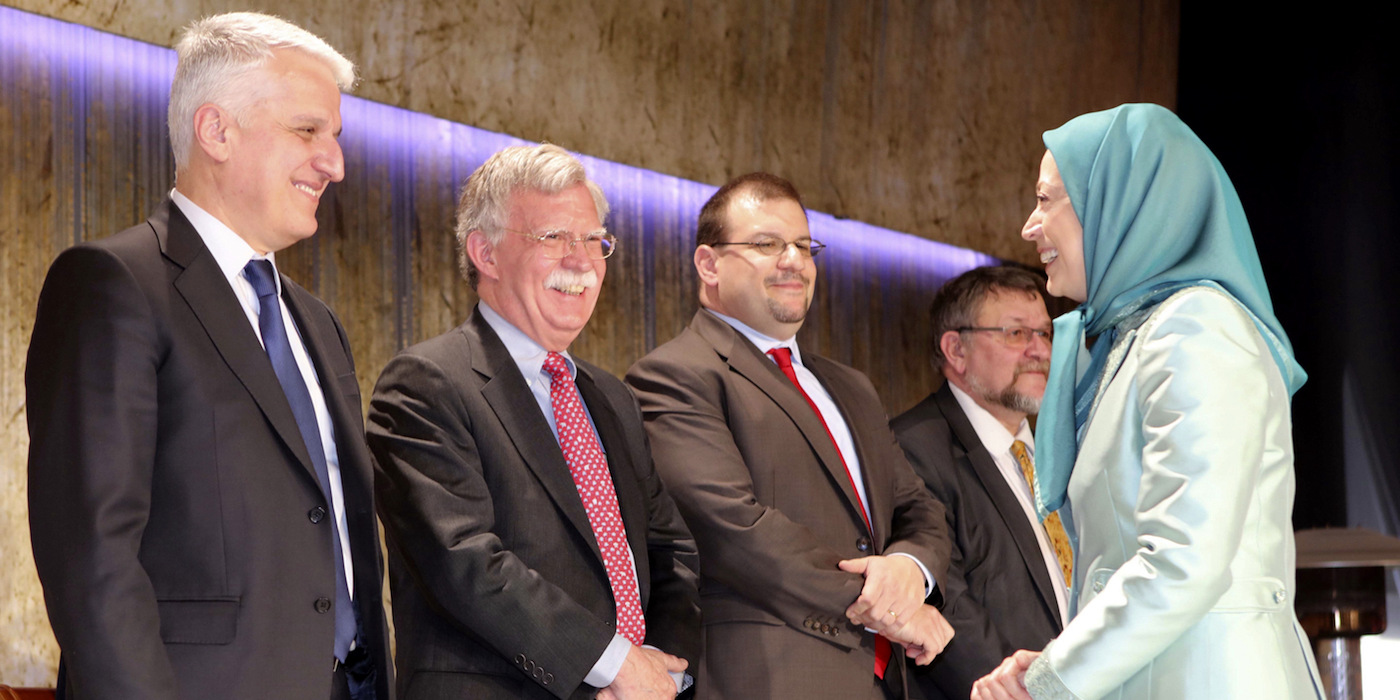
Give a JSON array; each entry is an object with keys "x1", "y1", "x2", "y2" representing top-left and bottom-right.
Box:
[
  {"x1": 585, "y1": 637, "x2": 692, "y2": 695},
  {"x1": 584, "y1": 634, "x2": 631, "y2": 688},
  {"x1": 888, "y1": 552, "x2": 936, "y2": 597}
]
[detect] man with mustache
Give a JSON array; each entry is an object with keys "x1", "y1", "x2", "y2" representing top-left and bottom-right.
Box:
[
  {"x1": 367, "y1": 144, "x2": 700, "y2": 700},
  {"x1": 888, "y1": 266, "x2": 1067, "y2": 700},
  {"x1": 626, "y1": 172, "x2": 954, "y2": 699}
]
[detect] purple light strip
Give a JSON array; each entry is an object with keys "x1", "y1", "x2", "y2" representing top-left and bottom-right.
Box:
[{"x1": 2, "y1": 4, "x2": 998, "y2": 280}]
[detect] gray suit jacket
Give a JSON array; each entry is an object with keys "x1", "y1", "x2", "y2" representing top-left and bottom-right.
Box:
[
  {"x1": 368, "y1": 308, "x2": 701, "y2": 700},
  {"x1": 626, "y1": 309, "x2": 951, "y2": 700},
  {"x1": 890, "y1": 384, "x2": 1062, "y2": 700},
  {"x1": 26, "y1": 200, "x2": 393, "y2": 700}
]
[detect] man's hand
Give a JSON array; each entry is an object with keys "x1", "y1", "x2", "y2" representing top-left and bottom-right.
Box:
[
  {"x1": 838, "y1": 555, "x2": 925, "y2": 634},
  {"x1": 970, "y1": 650, "x2": 1039, "y2": 700},
  {"x1": 598, "y1": 645, "x2": 687, "y2": 700},
  {"x1": 879, "y1": 604, "x2": 954, "y2": 665}
]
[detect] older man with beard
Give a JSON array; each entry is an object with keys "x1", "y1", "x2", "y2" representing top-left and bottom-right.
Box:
[
  {"x1": 367, "y1": 144, "x2": 700, "y2": 700},
  {"x1": 889, "y1": 265, "x2": 1068, "y2": 700}
]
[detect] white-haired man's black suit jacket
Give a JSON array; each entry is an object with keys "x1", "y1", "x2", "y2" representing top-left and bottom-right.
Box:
[
  {"x1": 890, "y1": 384, "x2": 1062, "y2": 700},
  {"x1": 27, "y1": 200, "x2": 393, "y2": 700},
  {"x1": 367, "y1": 308, "x2": 701, "y2": 700}
]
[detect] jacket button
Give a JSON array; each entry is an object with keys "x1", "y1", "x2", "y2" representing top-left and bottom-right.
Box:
[
  {"x1": 820, "y1": 624, "x2": 831, "y2": 634},
  {"x1": 308, "y1": 506, "x2": 327, "y2": 523},
  {"x1": 543, "y1": 673, "x2": 553, "y2": 685},
  {"x1": 314, "y1": 597, "x2": 332, "y2": 613},
  {"x1": 533, "y1": 667, "x2": 543, "y2": 679},
  {"x1": 514, "y1": 653, "x2": 526, "y2": 665},
  {"x1": 1092, "y1": 579, "x2": 1104, "y2": 593},
  {"x1": 524, "y1": 659, "x2": 535, "y2": 672},
  {"x1": 855, "y1": 537, "x2": 871, "y2": 553},
  {"x1": 1274, "y1": 589, "x2": 1287, "y2": 604}
]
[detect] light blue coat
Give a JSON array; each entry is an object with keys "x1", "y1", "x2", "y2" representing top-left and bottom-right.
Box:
[{"x1": 1024, "y1": 287, "x2": 1324, "y2": 699}]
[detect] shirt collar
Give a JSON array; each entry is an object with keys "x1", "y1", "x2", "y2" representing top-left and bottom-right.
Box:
[
  {"x1": 947, "y1": 381, "x2": 1033, "y2": 457},
  {"x1": 477, "y1": 301, "x2": 577, "y2": 380},
  {"x1": 708, "y1": 308, "x2": 805, "y2": 367},
  {"x1": 170, "y1": 188, "x2": 278, "y2": 293}
]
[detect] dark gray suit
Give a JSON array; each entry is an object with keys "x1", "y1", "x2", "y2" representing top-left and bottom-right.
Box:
[
  {"x1": 367, "y1": 308, "x2": 700, "y2": 700},
  {"x1": 26, "y1": 200, "x2": 392, "y2": 700},
  {"x1": 890, "y1": 384, "x2": 1062, "y2": 700}
]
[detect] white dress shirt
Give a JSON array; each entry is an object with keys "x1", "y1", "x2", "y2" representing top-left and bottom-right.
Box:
[
  {"x1": 947, "y1": 383, "x2": 1069, "y2": 622},
  {"x1": 170, "y1": 188, "x2": 355, "y2": 601}
]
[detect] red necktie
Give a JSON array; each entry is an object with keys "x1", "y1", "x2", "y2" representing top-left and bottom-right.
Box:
[
  {"x1": 543, "y1": 352, "x2": 646, "y2": 646},
  {"x1": 766, "y1": 347, "x2": 891, "y2": 678}
]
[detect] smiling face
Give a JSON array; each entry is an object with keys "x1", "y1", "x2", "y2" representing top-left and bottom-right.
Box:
[
  {"x1": 470, "y1": 183, "x2": 607, "y2": 351},
  {"x1": 1022, "y1": 151, "x2": 1087, "y2": 303},
  {"x1": 695, "y1": 194, "x2": 816, "y2": 340},
  {"x1": 942, "y1": 289, "x2": 1052, "y2": 431},
  {"x1": 210, "y1": 49, "x2": 344, "y2": 254}
]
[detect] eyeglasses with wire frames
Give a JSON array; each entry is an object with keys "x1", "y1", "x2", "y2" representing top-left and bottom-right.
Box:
[
  {"x1": 710, "y1": 236, "x2": 826, "y2": 258},
  {"x1": 956, "y1": 326, "x2": 1053, "y2": 349},
  {"x1": 502, "y1": 228, "x2": 617, "y2": 259}
]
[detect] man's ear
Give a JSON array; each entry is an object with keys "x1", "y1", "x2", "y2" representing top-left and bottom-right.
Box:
[
  {"x1": 940, "y1": 330, "x2": 968, "y2": 375},
  {"x1": 694, "y1": 245, "x2": 720, "y2": 286},
  {"x1": 466, "y1": 231, "x2": 498, "y2": 282},
  {"x1": 192, "y1": 103, "x2": 234, "y2": 163}
]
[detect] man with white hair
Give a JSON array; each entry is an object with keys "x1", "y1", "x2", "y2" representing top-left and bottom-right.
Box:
[
  {"x1": 368, "y1": 143, "x2": 700, "y2": 700},
  {"x1": 27, "y1": 12, "x2": 391, "y2": 700}
]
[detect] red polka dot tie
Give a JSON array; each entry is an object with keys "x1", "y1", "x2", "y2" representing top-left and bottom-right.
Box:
[{"x1": 543, "y1": 352, "x2": 646, "y2": 646}]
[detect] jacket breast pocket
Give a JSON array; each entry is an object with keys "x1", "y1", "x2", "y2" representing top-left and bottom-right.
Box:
[{"x1": 158, "y1": 597, "x2": 239, "y2": 645}]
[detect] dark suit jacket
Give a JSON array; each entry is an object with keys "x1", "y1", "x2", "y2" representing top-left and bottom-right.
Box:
[
  {"x1": 25, "y1": 200, "x2": 392, "y2": 700},
  {"x1": 890, "y1": 384, "x2": 1063, "y2": 700},
  {"x1": 366, "y1": 308, "x2": 701, "y2": 700},
  {"x1": 625, "y1": 309, "x2": 952, "y2": 700}
]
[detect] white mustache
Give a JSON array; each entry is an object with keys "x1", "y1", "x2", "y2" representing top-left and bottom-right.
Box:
[{"x1": 544, "y1": 268, "x2": 599, "y2": 292}]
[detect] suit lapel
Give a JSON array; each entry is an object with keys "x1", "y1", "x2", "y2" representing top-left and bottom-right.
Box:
[
  {"x1": 576, "y1": 366, "x2": 651, "y2": 604},
  {"x1": 806, "y1": 358, "x2": 884, "y2": 545},
  {"x1": 156, "y1": 201, "x2": 319, "y2": 486},
  {"x1": 936, "y1": 386, "x2": 1061, "y2": 624},
  {"x1": 692, "y1": 310, "x2": 870, "y2": 536},
  {"x1": 467, "y1": 312, "x2": 604, "y2": 563}
]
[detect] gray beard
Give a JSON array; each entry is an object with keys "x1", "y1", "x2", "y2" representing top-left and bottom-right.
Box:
[{"x1": 966, "y1": 372, "x2": 1041, "y2": 416}]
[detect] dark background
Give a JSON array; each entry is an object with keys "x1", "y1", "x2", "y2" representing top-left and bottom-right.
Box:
[{"x1": 1178, "y1": 4, "x2": 1399, "y2": 529}]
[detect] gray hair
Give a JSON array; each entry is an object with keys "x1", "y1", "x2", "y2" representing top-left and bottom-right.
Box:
[
  {"x1": 455, "y1": 143, "x2": 610, "y2": 289},
  {"x1": 929, "y1": 265, "x2": 1046, "y2": 373},
  {"x1": 168, "y1": 12, "x2": 355, "y2": 168}
]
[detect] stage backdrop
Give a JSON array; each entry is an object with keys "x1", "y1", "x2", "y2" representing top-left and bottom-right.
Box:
[{"x1": 0, "y1": 6, "x2": 1024, "y2": 685}]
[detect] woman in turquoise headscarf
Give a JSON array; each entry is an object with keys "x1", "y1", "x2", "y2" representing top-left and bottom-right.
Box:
[{"x1": 970, "y1": 104, "x2": 1324, "y2": 700}]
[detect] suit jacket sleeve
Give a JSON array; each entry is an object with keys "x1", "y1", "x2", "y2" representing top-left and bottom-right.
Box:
[
  {"x1": 1026, "y1": 291, "x2": 1279, "y2": 699},
  {"x1": 603, "y1": 380, "x2": 702, "y2": 666},
  {"x1": 628, "y1": 354, "x2": 880, "y2": 649},
  {"x1": 27, "y1": 246, "x2": 180, "y2": 699},
  {"x1": 897, "y1": 424, "x2": 1016, "y2": 696},
  {"x1": 368, "y1": 349, "x2": 619, "y2": 696}
]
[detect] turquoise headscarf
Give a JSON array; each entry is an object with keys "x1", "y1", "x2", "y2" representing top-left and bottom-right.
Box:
[{"x1": 1032, "y1": 103, "x2": 1307, "y2": 520}]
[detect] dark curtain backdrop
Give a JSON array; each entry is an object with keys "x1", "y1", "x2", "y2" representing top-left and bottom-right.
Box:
[{"x1": 1178, "y1": 4, "x2": 1400, "y2": 530}]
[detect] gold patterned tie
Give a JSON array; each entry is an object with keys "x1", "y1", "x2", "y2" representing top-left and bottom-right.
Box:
[{"x1": 1010, "y1": 440, "x2": 1073, "y2": 587}]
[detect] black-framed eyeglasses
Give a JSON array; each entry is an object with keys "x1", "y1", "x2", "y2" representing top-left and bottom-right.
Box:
[
  {"x1": 711, "y1": 237, "x2": 826, "y2": 258},
  {"x1": 956, "y1": 326, "x2": 1052, "y2": 348},
  {"x1": 504, "y1": 228, "x2": 617, "y2": 259}
]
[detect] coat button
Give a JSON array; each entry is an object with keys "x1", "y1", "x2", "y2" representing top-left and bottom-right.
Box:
[
  {"x1": 543, "y1": 673, "x2": 553, "y2": 685},
  {"x1": 533, "y1": 667, "x2": 543, "y2": 679},
  {"x1": 514, "y1": 653, "x2": 526, "y2": 665},
  {"x1": 1092, "y1": 579, "x2": 1104, "y2": 593},
  {"x1": 308, "y1": 506, "x2": 327, "y2": 523},
  {"x1": 1274, "y1": 589, "x2": 1287, "y2": 604},
  {"x1": 524, "y1": 659, "x2": 535, "y2": 672},
  {"x1": 855, "y1": 537, "x2": 871, "y2": 553},
  {"x1": 314, "y1": 597, "x2": 332, "y2": 613}
]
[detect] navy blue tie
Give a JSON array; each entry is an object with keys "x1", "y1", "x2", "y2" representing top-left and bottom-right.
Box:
[{"x1": 244, "y1": 259, "x2": 357, "y2": 662}]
